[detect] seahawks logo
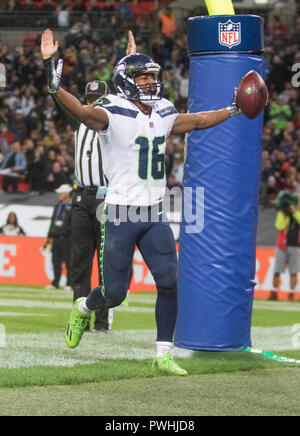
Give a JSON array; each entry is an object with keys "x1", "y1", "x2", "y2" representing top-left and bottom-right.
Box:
[{"x1": 94, "y1": 97, "x2": 111, "y2": 107}]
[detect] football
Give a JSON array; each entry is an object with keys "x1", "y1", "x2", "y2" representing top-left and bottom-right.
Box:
[{"x1": 236, "y1": 70, "x2": 268, "y2": 119}]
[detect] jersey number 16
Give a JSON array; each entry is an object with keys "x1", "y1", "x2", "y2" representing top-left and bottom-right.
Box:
[{"x1": 135, "y1": 136, "x2": 166, "y2": 181}]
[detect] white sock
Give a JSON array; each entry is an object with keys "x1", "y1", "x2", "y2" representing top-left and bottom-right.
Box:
[
  {"x1": 156, "y1": 341, "x2": 173, "y2": 358},
  {"x1": 78, "y1": 298, "x2": 92, "y2": 317}
]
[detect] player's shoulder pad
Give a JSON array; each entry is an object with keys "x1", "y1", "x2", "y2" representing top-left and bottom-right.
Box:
[{"x1": 155, "y1": 98, "x2": 178, "y2": 118}]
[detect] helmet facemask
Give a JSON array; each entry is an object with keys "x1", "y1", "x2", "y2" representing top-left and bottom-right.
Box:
[{"x1": 135, "y1": 70, "x2": 163, "y2": 107}]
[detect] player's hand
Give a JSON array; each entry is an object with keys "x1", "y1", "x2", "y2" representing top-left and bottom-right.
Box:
[
  {"x1": 227, "y1": 88, "x2": 242, "y2": 117},
  {"x1": 41, "y1": 29, "x2": 59, "y2": 59},
  {"x1": 126, "y1": 31, "x2": 137, "y2": 55}
]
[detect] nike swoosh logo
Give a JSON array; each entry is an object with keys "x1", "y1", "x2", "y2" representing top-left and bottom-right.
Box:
[{"x1": 157, "y1": 210, "x2": 164, "y2": 216}]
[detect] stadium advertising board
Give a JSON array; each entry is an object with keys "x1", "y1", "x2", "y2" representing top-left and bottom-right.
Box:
[{"x1": 0, "y1": 236, "x2": 299, "y2": 300}]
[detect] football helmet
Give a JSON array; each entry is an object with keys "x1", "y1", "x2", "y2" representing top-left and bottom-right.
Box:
[{"x1": 113, "y1": 54, "x2": 163, "y2": 106}]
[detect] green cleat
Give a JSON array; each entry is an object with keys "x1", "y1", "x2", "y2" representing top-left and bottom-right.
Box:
[
  {"x1": 152, "y1": 353, "x2": 188, "y2": 376},
  {"x1": 121, "y1": 295, "x2": 129, "y2": 307},
  {"x1": 65, "y1": 298, "x2": 90, "y2": 349}
]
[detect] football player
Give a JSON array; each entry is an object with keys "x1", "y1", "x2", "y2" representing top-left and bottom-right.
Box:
[{"x1": 41, "y1": 29, "x2": 242, "y2": 376}]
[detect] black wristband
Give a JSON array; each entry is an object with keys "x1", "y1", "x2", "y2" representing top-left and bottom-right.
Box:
[
  {"x1": 43, "y1": 57, "x2": 53, "y2": 85},
  {"x1": 43, "y1": 57, "x2": 53, "y2": 68}
]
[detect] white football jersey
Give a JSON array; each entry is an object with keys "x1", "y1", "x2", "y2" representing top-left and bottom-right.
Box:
[{"x1": 94, "y1": 94, "x2": 179, "y2": 206}]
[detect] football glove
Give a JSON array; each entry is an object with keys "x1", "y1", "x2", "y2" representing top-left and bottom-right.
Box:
[
  {"x1": 227, "y1": 88, "x2": 242, "y2": 117},
  {"x1": 43, "y1": 57, "x2": 63, "y2": 94}
]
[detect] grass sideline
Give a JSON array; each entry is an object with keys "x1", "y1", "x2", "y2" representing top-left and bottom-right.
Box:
[{"x1": 1, "y1": 285, "x2": 300, "y2": 415}]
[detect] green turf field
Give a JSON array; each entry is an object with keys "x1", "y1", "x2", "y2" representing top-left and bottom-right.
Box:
[{"x1": 0, "y1": 285, "x2": 300, "y2": 416}]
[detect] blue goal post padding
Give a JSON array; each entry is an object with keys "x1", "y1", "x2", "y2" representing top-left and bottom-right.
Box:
[{"x1": 174, "y1": 15, "x2": 265, "y2": 351}]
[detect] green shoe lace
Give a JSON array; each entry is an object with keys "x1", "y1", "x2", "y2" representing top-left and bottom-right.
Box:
[{"x1": 71, "y1": 315, "x2": 89, "y2": 335}]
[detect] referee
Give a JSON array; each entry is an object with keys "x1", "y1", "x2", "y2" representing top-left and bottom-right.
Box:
[{"x1": 71, "y1": 80, "x2": 112, "y2": 332}]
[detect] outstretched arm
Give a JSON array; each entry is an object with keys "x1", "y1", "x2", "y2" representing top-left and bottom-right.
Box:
[
  {"x1": 171, "y1": 89, "x2": 242, "y2": 135},
  {"x1": 41, "y1": 29, "x2": 137, "y2": 131},
  {"x1": 171, "y1": 109, "x2": 231, "y2": 135},
  {"x1": 41, "y1": 29, "x2": 108, "y2": 131}
]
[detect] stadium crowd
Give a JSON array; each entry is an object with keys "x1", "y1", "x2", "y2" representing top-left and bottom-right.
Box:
[{"x1": 0, "y1": 2, "x2": 299, "y2": 200}]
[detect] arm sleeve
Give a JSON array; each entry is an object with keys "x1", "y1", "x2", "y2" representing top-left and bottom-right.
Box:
[
  {"x1": 164, "y1": 110, "x2": 179, "y2": 137},
  {"x1": 15, "y1": 154, "x2": 27, "y2": 172},
  {"x1": 275, "y1": 210, "x2": 289, "y2": 231}
]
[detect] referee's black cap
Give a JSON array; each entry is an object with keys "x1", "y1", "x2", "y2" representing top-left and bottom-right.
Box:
[{"x1": 85, "y1": 81, "x2": 109, "y2": 97}]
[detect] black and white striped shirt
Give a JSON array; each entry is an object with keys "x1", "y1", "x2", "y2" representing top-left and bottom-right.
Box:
[{"x1": 74, "y1": 123, "x2": 106, "y2": 188}]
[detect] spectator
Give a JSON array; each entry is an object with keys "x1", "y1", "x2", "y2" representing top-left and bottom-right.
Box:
[
  {"x1": 27, "y1": 146, "x2": 47, "y2": 193},
  {"x1": 37, "y1": 0, "x2": 55, "y2": 27},
  {"x1": 20, "y1": 0, "x2": 37, "y2": 12},
  {"x1": 55, "y1": 0, "x2": 71, "y2": 28},
  {"x1": 159, "y1": 6, "x2": 177, "y2": 38},
  {"x1": 72, "y1": 0, "x2": 86, "y2": 13},
  {"x1": 0, "y1": 212, "x2": 25, "y2": 236},
  {"x1": 175, "y1": 68, "x2": 189, "y2": 100},
  {"x1": 269, "y1": 97, "x2": 292, "y2": 131},
  {"x1": 9, "y1": 109, "x2": 27, "y2": 141},
  {"x1": 20, "y1": 88, "x2": 35, "y2": 117},
  {"x1": 80, "y1": 14, "x2": 91, "y2": 35},
  {"x1": 88, "y1": 0, "x2": 102, "y2": 28},
  {"x1": 47, "y1": 161, "x2": 71, "y2": 191},
  {"x1": 116, "y1": 0, "x2": 133, "y2": 23},
  {"x1": 102, "y1": 0, "x2": 115, "y2": 18},
  {"x1": 40, "y1": 0, "x2": 55, "y2": 13},
  {"x1": 94, "y1": 59, "x2": 112, "y2": 83},
  {"x1": 45, "y1": 184, "x2": 72, "y2": 290},
  {"x1": 42, "y1": 96, "x2": 59, "y2": 132},
  {"x1": 269, "y1": 191, "x2": 300, "y2": 302},
  {"x1": 8, "y1": 88, "x2": 22, "y2": 112},
  {"x1": 1, "y1": 139, "x2": 27, "y2": 192},
  {"x1": 5, "y1": 0, "x2": 17, "y2": 10},
  {"x1": 269, "y1": 55, "x2": 289, "y2": 93},
  {"x1": 23, "y1": 138, "x2": 35, "y2": 166},
  {"x1": 270, "y1": 15, "x2": 289, "y2": 42}
]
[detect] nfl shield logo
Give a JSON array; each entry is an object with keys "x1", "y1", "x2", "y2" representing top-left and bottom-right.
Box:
[
  {"x1": 219, "y1": 20, "x2": 241, "y2": 49},
  {"x1": 90, "y1": 82, "x2": 98, "y2": 91}
]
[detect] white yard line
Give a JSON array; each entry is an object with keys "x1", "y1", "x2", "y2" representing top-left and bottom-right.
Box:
[
  {"x1": 0, "y1": 326, "x2": 299, "y2": 369},
  {"x1": 0, "y1": 286, "x2": 50, "y2": 293},
  {"x1": 253, "y1": 301, "x2": 300, "y2": 312},
  {"x1": 0, "y1": 312, "x2": 52, "y2": 317},
  {"x1": 0, "y1": 298, "x2": 154, "y2": 312},
  {"x1": 0, "y1": 293, "x2": 73, "y2": 301},
  {"x1": 0, "y1": 330, "x2": 192, "y2": 369},
  {"x1": 0, "y1": 299, "x2": 73, "y2": 310}
]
